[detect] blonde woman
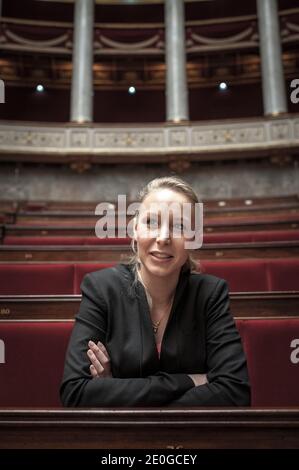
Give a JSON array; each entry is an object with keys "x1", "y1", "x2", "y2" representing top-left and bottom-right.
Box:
[{"x1": 60, "y1": 176, "x2": 250, "y2": 407}]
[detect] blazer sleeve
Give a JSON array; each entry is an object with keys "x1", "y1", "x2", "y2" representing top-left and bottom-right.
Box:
[
  {"x1": 168, "y1": 278, "x2": 251, "y2": 407},
  {"x1": 60, "y1": 274, "x2": 194, "y2": 407}
]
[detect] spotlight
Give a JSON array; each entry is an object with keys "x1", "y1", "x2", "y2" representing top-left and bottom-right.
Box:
[
  {"x1": 36, "y1": 84, "x2": 44, "y2": 93},
  {"x1": 128, "y1": 86, "x2": 136, "y2": 94},
  {"x1": 219, "y1": 82, "x2": 228, "y2": 91}
]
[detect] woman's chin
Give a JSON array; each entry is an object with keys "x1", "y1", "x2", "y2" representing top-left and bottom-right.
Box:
[{"x1": 143, "y1": 258, "x2": 178, "y2": 277}]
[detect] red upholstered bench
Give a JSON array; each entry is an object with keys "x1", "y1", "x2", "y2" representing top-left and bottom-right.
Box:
[
  {"x1": 0, "y1": 264, "x2": 74, "y2": 295},
  {"x1": 0, "y1": 321, "x2": 73, "y2": 407},
  {"x1": 3, "y1": 236, "x2": 86, "y2": 245},
  {"x1": 73, "y1": 263, "x2": 115, "y2": 294},
  {"x1": 1, "y1": 259, "x2": 299, "y2": 296},
  {"x1": 251, "y1": 230, "x2": 299, "y2": 242},
  {"x1": 0, "y1": 319, "x2": 298, "y2": 407},
  {"x1": 203, "y1": 232, "x2": 255, "y2": 244},
  {"x1": 83, "y1": 237, "x2": 131, "y2": 245},
  {"x1": 203, "y1": 230, "x2": 299, "y2": 244},
  {"x1": 268, "y1": 258, "x2": 299, "y2": 291},
  {"x1": 236, "y1": 318, "x2": 299, "y2": 406},
  {"x1": 3, "y1": 236, "x2": 131, "y2": 246},
  {"x1": 201, "y1": 259, "x2": 269, "y2": 292}
]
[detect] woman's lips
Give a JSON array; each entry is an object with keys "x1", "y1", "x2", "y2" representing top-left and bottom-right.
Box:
[{"x1": 150, "y1": 252, "x2": 173, "y2": 262}]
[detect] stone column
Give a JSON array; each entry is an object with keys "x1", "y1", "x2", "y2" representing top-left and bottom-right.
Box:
[
  {"x1": 70, "y1": 0, "x2": 94, "y2": 122},
  {"x1": 257, "y1": 0, "x2": 287, "y2": 115},
  {"x1": 165, "y1": 0, "x2": 189, "y2": 122}
]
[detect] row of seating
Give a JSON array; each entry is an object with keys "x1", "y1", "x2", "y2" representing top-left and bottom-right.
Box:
[
  {"x1": 2, "y1": 217, "x2": 298, "y2": 238},
  {"x1": 7, "y1": 211, "x2": 299, "y2": 226},
  {"x1": 0, "y1": 258, "x2": 299, "y2": 295},
  {"x1": 2, "y1": 241, "x2": 299, "y2": 263},
  {"x1": 2, "y1": 229, "x2": 299, "y2": 245},
  {"x1": 1, "y1": 193, "x2": 298, "y2": 214},
  {"x1": 0, "y1": 318, "x2": 298, "y2": 407},
  {"x1": 6, "y1": 205, "x2": 299, "y2": 224}
]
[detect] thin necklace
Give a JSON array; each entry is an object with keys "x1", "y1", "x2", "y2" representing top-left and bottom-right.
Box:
[{"x1": 137, "y1": 268, "x2": 174, "y2": 335}]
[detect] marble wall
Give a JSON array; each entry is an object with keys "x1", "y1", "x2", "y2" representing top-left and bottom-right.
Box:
[{"x1": 0, "y1": 159, "x2": 298, "y2": 203}]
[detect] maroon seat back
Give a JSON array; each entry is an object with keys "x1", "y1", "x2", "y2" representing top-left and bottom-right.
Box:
[
  {"x1": 1, "y1": 319, "x2": 299, "y2": 407},
  {"x1": 3, "y1": 236, "x2": 85, "y2": 245},
  {"x1": 0, "y1": 264, "x2": 74, "y2": 295},
  {"x1": 201, "y1": 259, "x2": 268, "y2": 292},
  {"x1": 268, "y1": 259, "x2": 299, "y2": 291},
  {"x1": 236, "y1": 318, "x2": 299, "y2": 406},
  {"x1": 0, "y1": 321, "x2": 73, "y2": 406},
  {"x1": 73, "y1": 263, "x2": 115, "y2": 294}
]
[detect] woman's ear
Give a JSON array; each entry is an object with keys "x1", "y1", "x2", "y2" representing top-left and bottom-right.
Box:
[{"x1": 132, "y1": 216, "x2": 138, "y2": 240}]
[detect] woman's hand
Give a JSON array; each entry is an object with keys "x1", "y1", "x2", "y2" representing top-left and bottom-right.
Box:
[
  {"x1": 87, "y1": 340, "x2": 112, "y2": 378},
  {"x1": 188, "y1": 373, "x2": 208, "y2": 387}
]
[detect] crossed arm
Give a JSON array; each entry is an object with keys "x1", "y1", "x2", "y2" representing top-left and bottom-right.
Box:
[{"x1": 87, "y1": 340, "x2": 208, "y2": 387}]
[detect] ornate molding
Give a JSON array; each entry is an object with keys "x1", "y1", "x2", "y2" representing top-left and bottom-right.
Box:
[
  {"x1": 1, "y1": 10, "x2": 299, "y2": 56},
  {"x1": 0, "y1": 115, "x2": 298, "y2": 164}
]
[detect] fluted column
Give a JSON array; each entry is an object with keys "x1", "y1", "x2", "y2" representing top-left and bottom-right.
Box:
[
  {"x1": 257, "y1": 0, "x2": 287, "y2": 115},
  {"x1": 71, "y1": 0, "x2": 94, "y2": 123},
  {"x1": 165, "y1": 0, "x2": 189, "y2": 122}
]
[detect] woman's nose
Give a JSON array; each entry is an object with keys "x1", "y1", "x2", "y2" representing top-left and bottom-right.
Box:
[{"x1": 156, "y1": 226, "x2": 170, "y2": 243}]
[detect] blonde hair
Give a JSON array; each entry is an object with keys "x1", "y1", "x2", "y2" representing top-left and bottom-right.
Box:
[{"x1": 124, "y1": 176, "x2": 200, "y2": 279}]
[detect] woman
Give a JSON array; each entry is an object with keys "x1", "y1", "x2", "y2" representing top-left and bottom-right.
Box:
[{"x1": 60, "y1": 176, "x2": 250, "y2": 407}]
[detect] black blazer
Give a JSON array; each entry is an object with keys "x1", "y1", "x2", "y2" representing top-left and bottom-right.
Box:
[{"x1": 60, "y1": 263, "x2": 250, "y2": 407}]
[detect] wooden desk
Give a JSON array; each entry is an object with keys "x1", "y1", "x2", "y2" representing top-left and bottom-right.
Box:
[
  {"x1": 0, "y1": 408, "x2": 299, "y2": 449},
  {"x1": 0, "y1": 292, "x2": 298, "y2": 320}
]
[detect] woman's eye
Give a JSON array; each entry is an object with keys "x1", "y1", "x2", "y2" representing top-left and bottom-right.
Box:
[
  {"x1": 147, "y1": 218, "x2": 158, "y2": 226},
  {"x1": 174, "y1": 223, "x2": 185, "y2": 230}
]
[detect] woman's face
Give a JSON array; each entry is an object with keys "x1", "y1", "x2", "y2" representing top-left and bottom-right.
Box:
[{"x1": 135, "y1": 188, "x2": 194, "y2": 278}]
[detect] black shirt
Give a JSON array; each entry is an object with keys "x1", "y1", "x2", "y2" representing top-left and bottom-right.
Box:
[{"x1": 60, "y1": 263, "x2": 250, "y2": 407}]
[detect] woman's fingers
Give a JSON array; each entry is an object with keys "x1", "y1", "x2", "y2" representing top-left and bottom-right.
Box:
[
  {"x1": 90, "y1": 364, "x2": 98, "y2": 378},
  {"x1": 97, "y1": 341, "x2": 110, "y2": 359},
  {"x1": 87, "y1": 348, "x2": 104, "y2": 375},
  {"x1": 87, "y1": 340, "x2": 112, "y2": 377},
  {"x1": 88, "y1": 341, "x2": 110, "y2": 366}
]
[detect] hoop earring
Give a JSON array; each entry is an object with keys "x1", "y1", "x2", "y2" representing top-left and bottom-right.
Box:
[{"x1": 131, "y1": 238, "x2": 137, "y2": 255}]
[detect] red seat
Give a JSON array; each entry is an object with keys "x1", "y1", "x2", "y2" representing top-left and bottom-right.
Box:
[
  {"x1": 73, "y1": 263, "x2": 115, "y2": 294},
  {"x1": 237, "y1": 318, "x2": 299, "y2": 406},
  {"x1": 1, "y1": 319, "x2": 298, "y2": 407},
  {"x1": 3, "y1": 236, "x2": 85, "y2": 245},
  {"x1": 203, "y1": 232, "x2": 255, "y2": 243},
  {"x1": 251, "y1": 230, "x2": 299, "y2": 242},
  {"x1": 267, "y1": 258, "x2": 299, "y2": 291},
  {"x1": 0, "y1": 321, "x2": 73, "y2": 407},
  {"x1": 83, "y1": 237, "x2": 131, "y2": 245},
  {"x1": 3, "y1": 236, "x2": 131, "y2": 246},
  {"x1": 0, "y1": 264, "x2": 74, "y2": 295},
  {"x1": 200, "y1": 259, "x2": 268, "y2": 292},
  {"x1": 203, "y1": 230, "x2": 299, "y2": 244}
]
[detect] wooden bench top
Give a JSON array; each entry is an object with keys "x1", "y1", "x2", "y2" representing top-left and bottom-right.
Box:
[
  {"x1": 0, "y1": 408, "x2": 299, "y2": 449},
  {"x1": 1, "y1": 291, "x2": 298, "y2": 320}
]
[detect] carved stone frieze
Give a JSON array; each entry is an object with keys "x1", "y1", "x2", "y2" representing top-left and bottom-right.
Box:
[{"x1": 0, "y1": 115, "x2": 298, "y2": 163}]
